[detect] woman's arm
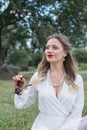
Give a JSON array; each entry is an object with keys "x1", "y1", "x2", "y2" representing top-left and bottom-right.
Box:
[
  {"x1": 59, "y1": 75, "x2": 84, "y2": 130},
  {"x1": 14, "y1": 72, "x2": 38, "y2": 109}
]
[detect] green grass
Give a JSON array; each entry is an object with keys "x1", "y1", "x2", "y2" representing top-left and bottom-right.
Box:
[
  {"x1": 79, "y1": 70, "x2": 87, "y2": 116},
  {"x1": 0, "y1": 70, "x2": 87, "y2": 130},
  {"x1": 79, "y1": 63, "x2": 87, "y2": 71},
  {"x1": 0, "y1": 80, "x2": 38, "y2": 130}
]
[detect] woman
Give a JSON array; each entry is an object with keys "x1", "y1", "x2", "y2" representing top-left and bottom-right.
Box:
[{"x1": 13, "y1": 33, "x2": 84, "y2": 130}]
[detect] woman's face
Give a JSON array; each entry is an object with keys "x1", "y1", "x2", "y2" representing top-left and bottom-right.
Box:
[{"x1": 45, "y1": 38, "x2": 67, "y2": 63}]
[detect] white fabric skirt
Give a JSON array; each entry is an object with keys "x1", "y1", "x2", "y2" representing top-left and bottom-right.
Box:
[{"x1": 31, "y1": 112, "x2": 66, "y2": 130}]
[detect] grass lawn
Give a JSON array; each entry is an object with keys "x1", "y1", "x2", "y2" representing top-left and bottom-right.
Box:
[
  {"x1": 0, "y1": 70, "x2": 87, "y2": 130},
  {"x1": 79, "y1": 71, "x2": 87, "y2": 116}
]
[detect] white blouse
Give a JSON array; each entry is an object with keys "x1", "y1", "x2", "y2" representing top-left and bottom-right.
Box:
[{"x1": 14, "y1": 71, "x2": 84, "y2": 130}]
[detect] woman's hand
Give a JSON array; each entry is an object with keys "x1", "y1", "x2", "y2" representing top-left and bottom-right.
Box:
[{"x1": 12, "y1": 75, "x2": 25, "y2": 95}]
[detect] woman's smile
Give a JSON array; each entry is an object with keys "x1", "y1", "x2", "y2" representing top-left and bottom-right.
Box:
[{"x1": 47, "y1": 54, "x2": 53, "y2": 58}]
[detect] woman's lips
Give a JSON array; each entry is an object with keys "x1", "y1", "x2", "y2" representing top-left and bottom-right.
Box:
[{"x1": 47, "y1": 54, "x2": 53, "y2": 58}]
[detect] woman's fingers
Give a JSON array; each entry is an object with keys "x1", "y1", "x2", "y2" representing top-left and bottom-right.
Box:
[
  {"x1": 13, "y1": 75, "x2": 23, "y2": 81},
  {"x1": 12, "y1": 75, "x2": 25, "y2": 87}
]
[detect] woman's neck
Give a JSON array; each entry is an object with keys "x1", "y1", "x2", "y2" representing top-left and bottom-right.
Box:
[{"x1": 49, "y1": 63, "x2": 65, "y2": 74}]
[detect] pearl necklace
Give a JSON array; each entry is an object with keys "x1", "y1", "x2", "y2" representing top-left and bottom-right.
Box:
[{"x1": 47, "y1": 70, "x2": 65, "y2": 87}]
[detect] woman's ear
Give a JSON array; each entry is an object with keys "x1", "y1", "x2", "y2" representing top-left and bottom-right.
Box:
[{"x1": 64, "y1": 51, "x2": 68, "y2": 57}]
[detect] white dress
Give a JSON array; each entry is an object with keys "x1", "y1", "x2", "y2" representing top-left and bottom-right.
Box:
[{"x1": 14, "y1": 71, "x2": 84, "y2": 130}]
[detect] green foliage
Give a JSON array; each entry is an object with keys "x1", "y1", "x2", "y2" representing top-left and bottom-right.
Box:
[
  {"x1": 73, "y1": 48, "x2": 87, "y2": 65},
  {"x1": 28, "y1": 50, "x2": 43, "y2": 67},
  {"x1": 50, "y1": 0, "x2": 87, "y2": 47},
  {"x1": 5, "y1": 47, "x2": 30, "y2": 66},
  {"x1": 0, "y1": 0, "x2": 87, "y2": 65}
]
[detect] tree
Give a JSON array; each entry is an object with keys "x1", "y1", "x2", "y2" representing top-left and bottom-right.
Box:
[
  {"x1": 0, "y1": 0, "x2": 30, "y2": 65},
  {"x1": 50, "y1": 0, "x2": 87, "y2": 47},
  {"x1": 0, "y1": 0, "x2": 87, "y2": 66},
  {"x1": 0, "y1": 0, "x2": 56, "y2": 65},
  {"x1": 73, "y1": 48, "x2": 87, "y2": 65}
]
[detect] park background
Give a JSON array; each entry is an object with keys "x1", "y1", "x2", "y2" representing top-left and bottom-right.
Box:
[{"x1": 0, "y1": 0, "x2": 87, "y2": 130}]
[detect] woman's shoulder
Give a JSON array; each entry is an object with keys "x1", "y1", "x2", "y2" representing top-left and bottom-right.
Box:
[
  {"x1": 76, "y1": 73, "x2": 83, "y2": 79},
  {"x1": 75, "y1": 73, "x2": 83, "y2": 83},
  {"x1": 30, "y1": 71, "x2": 38, "y2": 81}
]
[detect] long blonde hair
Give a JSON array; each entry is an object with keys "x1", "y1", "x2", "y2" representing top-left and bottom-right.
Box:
[{"x1": 33, "y1": 33, "x2": 78, "y2": 90}]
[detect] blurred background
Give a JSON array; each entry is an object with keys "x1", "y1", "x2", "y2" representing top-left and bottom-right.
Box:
[{"x1": 0, "y1": 0, "x2": 87, "y2": 130}]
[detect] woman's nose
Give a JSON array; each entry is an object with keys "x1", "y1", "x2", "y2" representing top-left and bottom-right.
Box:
[{"x1": 47, "y1": 47, "x2": 53, "y2": 52}]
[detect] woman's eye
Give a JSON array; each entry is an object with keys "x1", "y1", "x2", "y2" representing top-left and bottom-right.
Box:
[
  {"x1": 53, "y1": 46, "x2": 58, "y2": 50},
  {"x1": 45, "y1": 46, "x2": 49, "y2": 49},
  {"x1": 45, "y1": 45, "x2": 58, "y2": 50}
]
